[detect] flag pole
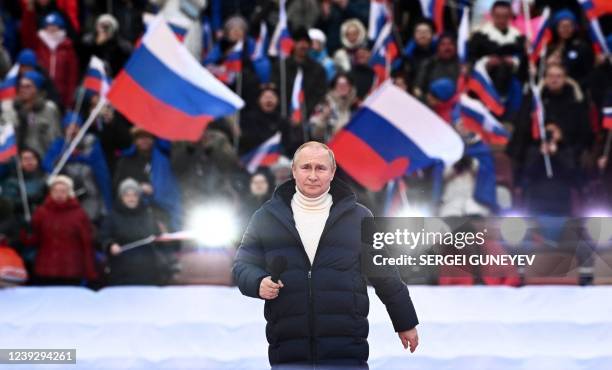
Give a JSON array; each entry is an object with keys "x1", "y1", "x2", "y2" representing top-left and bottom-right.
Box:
[
  {"x1": 523, "y1": 0, "x2": 553, "y2": 178},
  {"x1": 14, "y1": 155, "x2": 31, "y2": 223},
  {"x1": 280, "y1": 56, "x2": 288, "y2": 118},
  {"x1": 50, "y1": 98, "x2": 106, "y2": 178},
  {"x1": 234, "y1": 69, "x2": 243, "y2": 151}
]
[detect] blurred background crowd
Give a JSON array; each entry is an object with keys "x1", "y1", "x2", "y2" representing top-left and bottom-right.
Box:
[{"x1": 0, "y1": 0, "x2": 611, "y2": 288}]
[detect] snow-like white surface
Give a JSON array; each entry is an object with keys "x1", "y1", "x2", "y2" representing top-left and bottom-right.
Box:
[{"x1": 1, "y1": 285, "x2": 611, "y2": 369}]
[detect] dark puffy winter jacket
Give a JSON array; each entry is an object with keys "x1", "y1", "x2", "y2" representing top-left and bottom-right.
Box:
[{"x1": 233, "y1": 178, "x2": 418, "y2": 368}]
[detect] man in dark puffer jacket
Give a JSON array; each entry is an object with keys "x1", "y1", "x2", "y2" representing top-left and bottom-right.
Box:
[{"x1": 233, "y1": 142, "x2": 419, "y2": 369}]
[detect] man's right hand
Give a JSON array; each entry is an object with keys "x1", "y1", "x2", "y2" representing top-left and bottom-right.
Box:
[{"x1": 259, "y1": 276, "x2": 284, "y2": 300}]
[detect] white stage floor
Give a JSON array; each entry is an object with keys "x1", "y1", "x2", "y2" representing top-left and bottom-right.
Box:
[{"x1": 1, "y1": 285, "x2": 611, "y2": 369}]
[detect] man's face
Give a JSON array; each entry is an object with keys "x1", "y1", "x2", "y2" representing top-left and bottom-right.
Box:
[
  {"x1": 491, "y1": 6, "x2": 512, "y2": 31},
  {"x1": 258, "y1": 90, "x2": 278, "y2": 113},
  {"x1": 293, "y1": 39, "x2": 311, "y2": 59},
  {"x1": 354, "y1": 47, "x2": 371, "y2": 65},
  {"x1": 414, "y1": 24, "x2": 433, "y2": 47},
  {"x1": 20, "y1": 151, "x2": 38, "y2": 173},
  {"x1": 17, "y1": 79, "x2": 37, "y2": 102},
  {"x1": 292, "y1": 146, "x2": 335, "y2": 198},
  {"x1": 544, "y1": 66, "x2": 566, "y2": 93},
  {"x1": 227, "y1": 26, "x2": 245, "y2": 43},
  {"x1": 437, "y1": 38, "x2": 456, "y2": 60}
]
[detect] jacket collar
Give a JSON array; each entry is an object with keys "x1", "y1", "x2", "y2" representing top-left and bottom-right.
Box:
[{"x1": 262, "y1": 178, "x2": 357, "y2": 263}]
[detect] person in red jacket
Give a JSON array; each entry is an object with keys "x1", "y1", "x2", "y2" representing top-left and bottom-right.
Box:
[
  {"x1": 23, "y1": 12, "x2": 79, "y2": 108},
  {"x1": 29, "y1": 175, "x2": 98, "y2": 285}
]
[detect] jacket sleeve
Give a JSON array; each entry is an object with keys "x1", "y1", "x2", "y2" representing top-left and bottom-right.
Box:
[
  {"x1": 232, "y1": 210, "x2": 270, "y2": 299},
  {"x1": 361, "y1": 209, "x2": 419, "y2": 332}
]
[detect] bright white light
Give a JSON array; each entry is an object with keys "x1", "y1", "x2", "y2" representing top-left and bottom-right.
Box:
[
  {"x1": 500, "y1": 217, "x2": 528, "y2": 246},
  {"x1": 396, "y1": 206, "x2": 430, "y2": 218},
  {"x1": 585, "y1": 218, "x2": 612, "y2": 246},
  {"x1": 187, "y1": 204, "x2": 238, "y2": 247}
]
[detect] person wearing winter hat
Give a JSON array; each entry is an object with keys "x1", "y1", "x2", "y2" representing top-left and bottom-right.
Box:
[
  {"x1": 79, "y1": 13, "x2": 132, "y2": 77},
  {"x1": 545, "y1": 8, "x2": 594, "y2": 89},
  {"x1": 308, "y1": 28, "x2": 337, "y2": 81},
  {"x1": 271, "y1": 27, "x2": 327, "y2": 127},
  {"x1": 0, "y1": 70, "x2": 61, "y2": 158},
  {"x1": 28, "y1": 11, "x2": 79, "y2": 108},
  {"x1": 26, "y1": 173, "x2": 98, "y2": 285},
  {"x1": 333, "y1": 18, "x2": 367, "y2": 72},
  {"x1": 100, "y1": 176, "x2": 163, "y2": 285}
]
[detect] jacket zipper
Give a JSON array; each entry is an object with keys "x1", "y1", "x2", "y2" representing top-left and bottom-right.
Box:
[{"x1": 308, "y1": 269, "x2": 315, "y2": 367}]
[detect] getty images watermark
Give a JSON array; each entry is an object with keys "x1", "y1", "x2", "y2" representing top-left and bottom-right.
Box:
[{"x1": 360, "y1": 216, "x2": 611, "y2": 282}]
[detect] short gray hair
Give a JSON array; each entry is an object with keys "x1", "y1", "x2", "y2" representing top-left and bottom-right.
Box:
[{"x1": 291, "y1": 141, "x2": 336, "y2": 170}]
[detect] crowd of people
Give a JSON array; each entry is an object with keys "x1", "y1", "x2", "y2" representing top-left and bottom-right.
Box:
[{"x1": 0, "y1": 0, "x2": 611, "y2": 287}]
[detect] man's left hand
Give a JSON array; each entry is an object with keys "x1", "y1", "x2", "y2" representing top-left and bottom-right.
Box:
[{"x1": 398, "y1": 327, "x2": 419, "y2": 353}]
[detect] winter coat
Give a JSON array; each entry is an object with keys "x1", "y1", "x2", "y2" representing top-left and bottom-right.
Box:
[
  {"x1": 33, "y1": 30, "x2": 79, "y2": 108},
  {"x1": 1, "y1": 98, "x2": 62, "y2": 158},
  {"x1": 99, "y1": 201, "x2": 162, "y2": 285},
  {"x1": 30, "y1": 196, "x2": 97, "y2": 280},
  {"x1": 233, "y1": 178, "x2": 419, "y2": 367}
]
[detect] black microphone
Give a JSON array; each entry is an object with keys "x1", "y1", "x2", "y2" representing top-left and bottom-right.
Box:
[{"x1": 270, "y1": 256, "x2": 287, "y2": 283}]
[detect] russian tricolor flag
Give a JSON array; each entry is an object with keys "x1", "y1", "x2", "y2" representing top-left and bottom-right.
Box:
[
  {"x1": 457, "y1": 7, "x2": 470, "y2": 63},
  {"x1": 370, "y1": 21, "x2": 399, "y2": 86},
  {"x1": 241, "y1": 132, "x2": 282, "y2": 173},
  {"x1": 419, "y1": 0, "x2": 446, "y2": 34},
  {"x1": 458, "y1": 94, "x2": 510, "y2": 145},
  {"x1": 251, "y1": 22, "x2": 268, "y2": 60},
  {"x1": 269, "y1": 0, "x2": 293, "y2": 58},
  {"x1": 530, "y1": 8, "x2": 551, "y2": 64},
  {"x1": 216, "y1": 40, "x2": 243, "y2": 85},
  {"x1": 530, "y1": 86, "x2": 546, "y2": 140},
  {"x1": 602, "y1": 106, "x2": 612, "y2": 130},
  {"x1": 329, "y1": 82, "x2": 464, "y2": 191},
  {"x1": 0, "y1": 123, "x2": 17, "y2": 162},
  {"x1": 466, "y1": 58, "x2": 505, "y2": 117},
  {"x1": 107, "y1": 16, "x2": 244, "y2": 142},
  {"x1": 143, "y1": 12, "x2": 190, "y2": 43},
  {"x1": 290, "y1": 68, "x2": 305, "y2": 124},
  {"x1": 579, "y1": 0, "x2": 612, "y2": 19},
  {"x1": 83, "y1": 56, "x2": 110, "y2": 97},
  {"x1": 578, "y1": 0, "x2": 611, "y2": 54},
  {"x1": 0, "y1": 64, "x2": 20, "y2": 101},
  {"x1": 368, "y1": 0, "x2": 390, "y2": 41}
]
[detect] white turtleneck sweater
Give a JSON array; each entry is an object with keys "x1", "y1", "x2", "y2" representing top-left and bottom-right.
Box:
[{"x1": 291, "y1": 186, "x2": 333, "y2": 265}]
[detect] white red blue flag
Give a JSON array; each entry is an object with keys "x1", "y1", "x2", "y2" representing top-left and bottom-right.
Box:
[
  {"x1": 269, "y1": 0, "x2": 293, "y2": 58},
  {"x1": 290, "y1": 68, "x2": 305, "y2": 124},
  {"x1": 466, "y1": 58, "x2": 505, "y2": 117},
  {"x1": 0, "y1": 124, "x2": 17, "y2": 162},
  {"x1": 0, "y1": 64, "x2": 19, "y2": 101},
  {"x1": 83, "y1": 56, "x2": 111, "y2": 97},
  {"x1": 329, "y1": 82, "x2": 464, "y2": 191},
  {"x1": 107, "y1": 16, "x2": 244, "y2": 142},
  {"x1": 458, "y1": 94, "x2": 510, "y2": 145},
  {"x1": 241, "y1": 132, "x2": 282, "y2": 173}
]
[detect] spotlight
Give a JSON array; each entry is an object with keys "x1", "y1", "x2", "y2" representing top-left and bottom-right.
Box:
[
  {"x1": 186, "y1": 204, "x2": 238, "y2": 247},
  {"x1": 500, "y1": 216, "x2": 528, "y2": 246}
]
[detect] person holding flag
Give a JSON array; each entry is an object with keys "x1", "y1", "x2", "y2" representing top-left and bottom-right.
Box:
[{"x1": 271, "y1": 28, "x2": 327, "y2": 125}]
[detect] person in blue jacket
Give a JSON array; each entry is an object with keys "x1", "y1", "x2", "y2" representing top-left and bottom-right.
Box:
[
  {"x1": 42, "y1": 111, "x2": 112, "y2": 222},
  {"x1": 233, "y1": 141, "x2": 419, "y2": 369}
]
